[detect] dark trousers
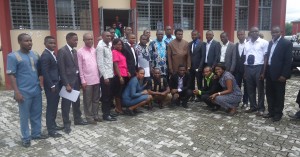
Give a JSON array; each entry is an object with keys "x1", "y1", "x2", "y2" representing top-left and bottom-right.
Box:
[
  {"x1": 172, "y1": 89, "x2": 193, "y2": 102},
  {"x1": 189, "y1": 69, "x2": 203, "y2": 90},
  {"x1": 266, "y1": 70, "x2": 286, "y2": 118},
  {"x1": 100, "y1": 77, "x2": 113, "y2": 117},
  {"x1": 62, "y1": 77, "x2": 82, "y2": 126},
  {"x1": 234, "y1": 71, "x2": 249, "y2": 104},
  {"x1": 245, "y1": 65, "x2": 265, "y2": 111},
  {"x1": 45, "y1": 82, "x2": 61, "y2": 134},
  {"x1": 201, "y1": 94, "x2": 215, "y2": 107}
]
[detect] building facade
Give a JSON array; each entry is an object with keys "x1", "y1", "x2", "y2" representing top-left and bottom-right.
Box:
[{"x1": 0, "y1": 0, "x2": 287, "y2": 88}]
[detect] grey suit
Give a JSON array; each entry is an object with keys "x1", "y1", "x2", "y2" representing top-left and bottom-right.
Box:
[
  {"x1": 57, "y1": 45, "x2": 82, "y2": 126},
  {"x1": 222, "y1": 42, "x2": 236, "y2": 72}
]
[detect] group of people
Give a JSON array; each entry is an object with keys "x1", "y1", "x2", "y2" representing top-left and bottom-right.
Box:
[{"x1": 6, "y1": 24, "x2": 296, "y2": 148}]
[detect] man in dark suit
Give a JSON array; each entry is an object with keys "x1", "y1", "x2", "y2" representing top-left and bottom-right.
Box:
[
  {"x1": 40, "y1": 36, "x2": 64, "y2": 138},
  {"x1": 234, "y1": 30, "x2": 249, "y2": 108},
  {"x1": 263, "y1": 26, "x2": 293, "y2": 122},
  {"x1": 57, "y1": 32, "x2": 87, "y2": 134},
  {"x1": 169, "y1": 65, "x2": 193, "y2": 108},
  {"x1": 200, "y1": 30, "x2": 221, "y2": 71},
  {"x1": 193, "y1": 66, "x2": 222, "y2": 111},
  {"x1": 188, "y1": 30, "x2": 204, "y2": 101},
  {"x1": 123, "y1": 33, "x2": 138, "y2": 77},
  {"x1": 219, "y1": 32, "x2": 236, "y2": 74}
]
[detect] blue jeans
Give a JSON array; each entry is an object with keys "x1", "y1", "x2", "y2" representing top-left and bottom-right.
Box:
[{"x1": 18, "y1": 93, "x2": 42, "y2": 142}]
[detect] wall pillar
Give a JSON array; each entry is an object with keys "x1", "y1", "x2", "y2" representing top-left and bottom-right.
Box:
[
  {"x1": 249, "y1": 0, "x2": 259, "y2": 29},
  {"x1": 195, "y1": 0, "x2": 204, "y2": 40},
  {"x1": 91, "y1": 0, "x2": 100, "y2": 47},
  {"x1": 222, "y1": 0, "x2": 235, "y2": 41},
  {"x1": 0, "y1": 0, "x2": 12, "y2": 89},
  {"x1": 271, "y1": 0, "x2": 286, "y2": 34},
  {"x1": 163, "y1": 0, "x2": 173, "y2": 29},
  {"x1": 47, "y1": 0, "x2": 58, "y2": 52}
]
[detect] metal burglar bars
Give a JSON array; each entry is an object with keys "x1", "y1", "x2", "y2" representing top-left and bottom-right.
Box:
[
  {"x1": 204, "y1": 0, "x2": 223, "y2": 30},
  {"x1": 258, "y1": 0, "x2": 272, "y2": 30},
  {"x1": 137, "y1": 0, "x2": 163, "y2": 31},
  {"x1": 56, "y1": 0, "x2": 92, "y2": 30},
  {"x1": 173, "y1": 0, "x2": 195, "y2": 30},
  {"x1": 235, "y1": 0, "x2": 249, "y2": 30},
  {"x1": 10, "y1": 0, "x2": 49, "y2": 29}
]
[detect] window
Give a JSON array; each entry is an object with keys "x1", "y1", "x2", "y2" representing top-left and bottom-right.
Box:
[
  {"x1": 173, "y1": 0, "x2": 195, "y2": 30},
  {"x1": 137, "y1": 0, "x2": 163, "y2": 31},
  {"x1": 10, "y1": 0, "x2": 49, "y2": 29},
  {"x1": 235, "y1": 0, "x2": 249, "y2": 30},
  {"x1": 56, "y1": 0, "x2": 92, "y2": 30},
  {"x1": 204, "y1": 0, "x2": 223, "y2": 30},
  {"x1": 258, "y1": 0, "x2": 272, "y2": 30}
]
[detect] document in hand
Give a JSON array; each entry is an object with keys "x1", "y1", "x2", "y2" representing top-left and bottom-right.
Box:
[
  {"x1": 297, "y1": 67, "x2": 300, "y2": 71},
  {"x1": 59, "y1": 86, "x2": 80, "y2": 102}
]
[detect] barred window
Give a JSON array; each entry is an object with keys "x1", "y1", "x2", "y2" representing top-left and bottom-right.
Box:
[
  {"x1": 173, "y1": 0, "x2": 195, "y2": 30},
  {"x1": 10, "y1": 0, "x2": 49, "y2": 29},
  {"x1": 137, "y1": 0, "x2": 163, "y2": 31},
  {"x1": 235, "y1": 0, "x2": 249, "y2": 30},
  {"x1": 204, "y1": 0, "x2": 223, "y2": 30},
  {"x1": 56, "y1": 0, "x2": 92, "y2": 30},
  {"x1": 258, "y1": 0, "x2": 272, "y2": 30}
]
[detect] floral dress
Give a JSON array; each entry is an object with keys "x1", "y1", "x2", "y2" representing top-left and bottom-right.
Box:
[{"x1": 148, "y1": 39, "x2": 168, "y2": 76}]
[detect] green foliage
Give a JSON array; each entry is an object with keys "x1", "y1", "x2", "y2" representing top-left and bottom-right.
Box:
[{"x1": 285, "y1": 22, "x2": 292, "y2": 35}]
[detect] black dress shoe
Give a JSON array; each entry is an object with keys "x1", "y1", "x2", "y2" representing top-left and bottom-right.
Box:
[
  {"x1": 262, "y1": 113, "x2": 273, "y2": 118},
  {"x1": 125, "y1": 108, "x2": 136, "y2": 116},
  {"x1": 74, "y1": 120, "x2": 88, "y2": 125},
  {"x1": 288, "y1": 114, "x2": 300, "y2": 120},
  {"x1": 245, "y1": 108, "x2": 257, "y2": 113},
  {"x1": 211, "y1": 105, "x2": 220, "y2": 112},
  {"x1": 103, "y1": 116, "x2": 117, "y2": 121},
  {"x1": 64, "y1": 127, "x2": 71, "y2": 134},
  {"x1": 133, "y1": 109, "x2": 144, "y2": 114},
  {"x1": 272, "y1": 117, "x2": 281, "y2": 122},
  {"x1": 55, "y1": 126, "x2": 64, "y2": 131},
  {"x1": 49, "y1": 132, "x2": 62, "y2": 138},
  {"x1": 22, "y1": 141, "x2": 31, "y2": 148},
  {"x1": 110, "y1": 113, "x2": 118, "y2": 117},
  {"x1": 32, "y1": 134, "x2": 48, "y2": 140}
]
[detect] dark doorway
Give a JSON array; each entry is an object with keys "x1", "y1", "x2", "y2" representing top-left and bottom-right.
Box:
[{"x1": 103, "y1": 9, "x2": 129, "y2": 31}]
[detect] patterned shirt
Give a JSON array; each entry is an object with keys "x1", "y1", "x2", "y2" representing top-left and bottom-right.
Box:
[
  {"x1": 135, "y1": 44, "x2": 151, "y2": 77},
  {"x1": 96, "y1": 40, "x2": 114, "y2": 79},
  {"x1": 149, "y1": 39, "x2": 168, "y2": 75}
]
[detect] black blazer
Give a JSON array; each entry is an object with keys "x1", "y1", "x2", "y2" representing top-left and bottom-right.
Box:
[
  {"x1": 40, "y1": 49, "x2": 60, "y2": 88},
  {"x1": 123, "y1": 43, "x2": 138, "y2": 76},
  {"x1": 169, "y1": 73, "x2": 190, "y2": 92},
  {"x1": 266, "y1": 38, "x2": 293, "y2": 81},
  {"x1": 57, "y1": 45, "x2": 79, "y2": 87},
  {"x1": 188, "y1": 39, "x2": 204, "y2": 70},
  {"x1": 200, "y1": 40, "x2": 221, "y2": 68},
  {"x1": 234, "y1": 43, "x2": 246, "y2": 74},
  {"x1": 200, "y1": 74, "x2": 222, "y2": 95}
]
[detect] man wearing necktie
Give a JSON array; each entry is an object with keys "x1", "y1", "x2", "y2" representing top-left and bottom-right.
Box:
[
  {"x1": 40, "y1": 36, "x2": 64, "y2": 138},
  {"x1": 57, "y1": 32, "x2": 88, "y2": 134},
  {"x1": 188, "y1": 30, "x2": 204, "y2": 101}
]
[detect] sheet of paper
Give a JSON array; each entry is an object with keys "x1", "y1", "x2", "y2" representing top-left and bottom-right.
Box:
[
  {"x1": 297, "y1": 67, "x2": 300, "y2": 71},
  {"x1": 59, "y1": 86, "x2": 80, "y2": 102}
]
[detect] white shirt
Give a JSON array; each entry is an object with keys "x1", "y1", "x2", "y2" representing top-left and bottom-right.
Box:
[
  {"x1": 268, "y1": 36, "x2": 281, "y2": 65},
  {"x1": 238, "y1": 40, "x2": 246, "y2": 57},
  {"x1": 220, "y1": 41, "x2": 229, "y2": 62},
  {"x1": 244, "y1": 37, "x2": 269, "y2": 65},
  {"x1": 205, "y1": 40, "x2": 212, "y2": 63},
  {"x1": 177, "y1": 76, "x2": 184, "y2": 92}
]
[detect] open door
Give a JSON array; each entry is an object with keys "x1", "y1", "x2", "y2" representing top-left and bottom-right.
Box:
[{"x1": 129, "y1": 9, "x2": 137, "y2": 35}]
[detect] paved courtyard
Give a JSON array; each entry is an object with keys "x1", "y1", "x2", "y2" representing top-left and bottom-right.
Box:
[{"x1": 1, "y1": 75, "x2": 300, "y2": 157}]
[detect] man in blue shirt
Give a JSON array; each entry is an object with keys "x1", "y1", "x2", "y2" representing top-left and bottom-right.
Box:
[{"x1": 6, "y1": 33, "x2": 47, "y2": 148}]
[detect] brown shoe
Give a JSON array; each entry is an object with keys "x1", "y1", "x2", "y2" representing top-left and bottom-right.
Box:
[{"x1": 228, "y1": 107, "x2": 237, "y2": 116}]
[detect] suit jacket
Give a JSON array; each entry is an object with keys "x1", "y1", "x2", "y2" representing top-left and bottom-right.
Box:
[
  {"x1": 234, "y1": 43, "x2": 246, "y2": 74},
  {"x1": 188, "y1": 39, "x2": 204, "y2": 70},
  {"x1": 223, "y1": 42, "x2": 236, "y2": 72},
  {"x1": 200, "y1": 73, "x2": 222, "y2": 95},
  {"x1": 40, "y1": 49, "x2": 60, "y2": 88},
  {"x1": 169, "y1": 73, "x2": 190, "y2": 92},
  {"x1": 57, "y1": 45, "x2": 79, "y2": 87},
  {"x1": 200, "y1": 40, "x2": 221, "y2": 69},
  {"x1": 123, "y1": 43, "x2": 138, "y2": 76},
  {"x1": 266, "y1": 37, "x2": 293, "y2": 81}
]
